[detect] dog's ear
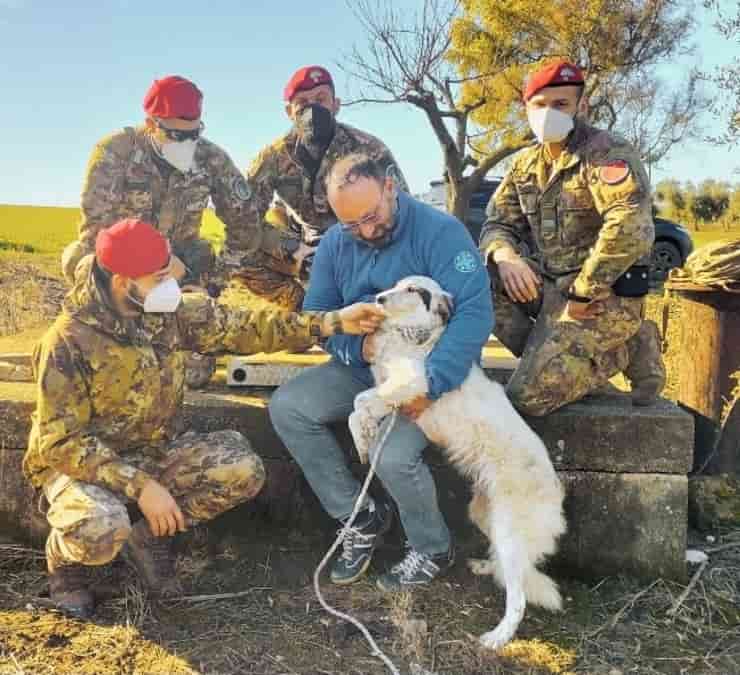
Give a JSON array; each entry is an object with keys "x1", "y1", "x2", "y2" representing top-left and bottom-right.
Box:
[{"x1": 435, "y1": 292, "x2": 454, "y2": 323}]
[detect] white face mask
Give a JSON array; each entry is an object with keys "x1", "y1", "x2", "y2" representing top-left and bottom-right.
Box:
[
  {"x1": 527, "y1": 107, "x2": 575, "y2": 144},
  {"x1": 130, "y1": 277, "x2": 182, "y2": 313},
  {"x1": 160, "y1": 139, "x2": 198, "y2": 173}
]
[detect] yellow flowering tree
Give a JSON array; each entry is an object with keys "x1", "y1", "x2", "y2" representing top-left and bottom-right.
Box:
[{"x1": 342, "y1": 0, "x2": 700, "y2": 221}]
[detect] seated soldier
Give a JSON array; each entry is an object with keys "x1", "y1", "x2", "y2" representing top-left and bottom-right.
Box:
[
  {"x1": 480, "y1": 61, "x2": 666, "y2": 416},
  {"x1": 25, "y1": 218, "x2": 383, "y2": 619}
]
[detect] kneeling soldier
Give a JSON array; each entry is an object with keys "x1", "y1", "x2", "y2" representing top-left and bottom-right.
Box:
[
  {"x1": 25, "y1": 218, "x2": 384, "y2": 618},
  {"x1": 480, "y1": 61, "x2": 665, "y2": 416}
]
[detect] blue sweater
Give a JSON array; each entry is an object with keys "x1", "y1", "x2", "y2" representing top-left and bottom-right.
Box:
[{"x1": 303, "y1": 191, "x2": 494, "y2": 399}]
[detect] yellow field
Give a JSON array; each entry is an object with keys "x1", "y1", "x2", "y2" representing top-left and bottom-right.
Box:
[{"x1": 0, "y1": 204, "x2": 226, "y2": 259}]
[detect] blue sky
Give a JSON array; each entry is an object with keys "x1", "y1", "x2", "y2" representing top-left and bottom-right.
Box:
[{"x1": 0, "y1": 0, "x2": 736, "y2": 207}]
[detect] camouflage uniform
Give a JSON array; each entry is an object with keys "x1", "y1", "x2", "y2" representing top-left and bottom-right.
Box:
[
  {"x1": 62, "y1": 126, "x2": 293, "y2": 287},
  {"x1": 480, "y1": 121, "x2": 665, "y2": 416},
  {"x1": 220, "y1": 122, "x2": 407, "y2": 310},
  {"x1": 26, "y1": 256, "x2": 325, "y2": 568}
]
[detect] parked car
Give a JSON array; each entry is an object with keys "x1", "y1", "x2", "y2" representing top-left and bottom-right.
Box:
[{"x1": 419, "y1": 179, "x2": 693, "y2": 283}]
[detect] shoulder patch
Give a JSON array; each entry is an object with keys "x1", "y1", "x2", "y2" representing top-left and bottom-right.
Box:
[
  {"x1": 232, "y1": 175, "x2": 252, "y2": 201},
  {"x1": 454, "y1": 250, "x2": 479, "y2": 274},
  {"x1": 599, "y1": 160, "x2": 630, "y2": 185}
]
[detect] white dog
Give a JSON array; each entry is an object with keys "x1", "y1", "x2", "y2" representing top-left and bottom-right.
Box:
[{"x1": 348, "y1": 276, "x2": 566, "y2": 650}]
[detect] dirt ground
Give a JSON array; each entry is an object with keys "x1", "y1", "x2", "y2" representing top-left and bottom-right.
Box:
[
  {"x1": 2, "y1": 261, "x2": 740, "y2": 675},
  {"x1": 0, "y1": 512, "x2": 739, "y2": 675}
]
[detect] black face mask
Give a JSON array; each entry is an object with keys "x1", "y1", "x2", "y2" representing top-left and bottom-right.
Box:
[{"x1": 295, "y1": 103, "x2": 336, "y2": 148}]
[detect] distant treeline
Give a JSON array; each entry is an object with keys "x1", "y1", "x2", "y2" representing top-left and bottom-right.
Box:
[{"x1": 655, "y1": 179, "x2": 740, "y2": 230}]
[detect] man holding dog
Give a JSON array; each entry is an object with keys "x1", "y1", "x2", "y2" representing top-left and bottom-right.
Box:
[
  {"x1": 221, "y1": 65, "x2": 407, "y2": 311},
  {"x1": 480, "y1": 60, "x2": 666, "y2": 417},
  {"x1": 269, "y1": 154, "x2": 493, "y2": 591},
  {"x1": 27, "y1": 218, "x2": 384, "y2": 618}
]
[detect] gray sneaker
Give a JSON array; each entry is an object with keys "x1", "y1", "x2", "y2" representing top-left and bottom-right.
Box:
[{"x1": 376, "y1": 544, "x2": 455, "y2": 593}]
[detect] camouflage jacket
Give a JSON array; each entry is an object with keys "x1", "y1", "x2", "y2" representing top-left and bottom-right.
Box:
[
  {"x1": 219, "y1": 122, "x2": 407, "y2": 270},
  {"x1": 480, "y1": 121, "x2": 654, "y2": 300},
  {"x1": 65, "y1": 126, "x2": 292, "y2": 280},
  {"x1": 25, "y1": 256, "x2": 324, "y2": 499}
]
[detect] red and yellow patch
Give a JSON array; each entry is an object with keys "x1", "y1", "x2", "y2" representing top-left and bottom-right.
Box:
[{"x1": 599, "y1": 160, "x2": 631, "y2": 185}]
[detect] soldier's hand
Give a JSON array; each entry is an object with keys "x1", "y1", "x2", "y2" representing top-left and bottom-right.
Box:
[
  {"x1": 493, "y1": 248, "x2": 541, "y2": 303},
  {"x1": 565, "y1": 299, "x2": 605, "y2": 321},
  {"x1": 321, "y1": 303, "x2": 386, "y2": 337},
  {"x1": 138, "y1": 479, "x2": 187, "y2": 537},
  {"x1": 292, "y1": 241, "x2": 316, "y2": 274}
]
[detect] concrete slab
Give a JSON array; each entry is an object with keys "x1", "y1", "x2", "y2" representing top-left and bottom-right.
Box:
[{"x1": 0, "y1": 378, "x2": 693, "y2": 474}]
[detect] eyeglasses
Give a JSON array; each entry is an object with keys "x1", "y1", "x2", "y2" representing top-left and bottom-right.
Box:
[
  {"x1": 340, "y1": 183, "x2": 387, "y2": 231},
  {"x1": 154, "y1": 119, "x2": 205, "y2": 142}
]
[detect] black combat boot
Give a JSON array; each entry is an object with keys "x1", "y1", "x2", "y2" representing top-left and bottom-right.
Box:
[
  {"x1": 123, "y1": 520, "x2": 183, "y2": 599},
  {"x1": 48, "y1": 562, "x2": 95, "y2": 619}
]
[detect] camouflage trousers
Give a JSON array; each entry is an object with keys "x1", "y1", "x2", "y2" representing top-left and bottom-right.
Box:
[
  {"x1": 43, "y1": 430, "x2": 265, "y2": 569},
  {"x1": 489, "y1": 261, "x2": 663, "y2": 417}
]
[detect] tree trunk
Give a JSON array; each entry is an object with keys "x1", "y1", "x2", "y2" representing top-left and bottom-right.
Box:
[{"x1": 446, "y1": 178, "x2": 475, "y2": 222}]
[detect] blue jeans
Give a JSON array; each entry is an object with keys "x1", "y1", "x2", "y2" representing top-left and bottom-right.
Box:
[{"x1": 269, "y1": 360, "x2": 451, "y2": 556}]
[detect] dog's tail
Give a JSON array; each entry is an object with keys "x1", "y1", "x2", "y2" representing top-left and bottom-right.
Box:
[{"x1": 524, "y1": 567, "x2": 562, "y2": 611}]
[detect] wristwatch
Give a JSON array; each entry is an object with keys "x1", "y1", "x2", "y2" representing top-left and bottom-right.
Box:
[
  {"x1": 329, "y1": 311, "x2": 344, "y2": 335},
  {"x1": 309, "y1": 314, "x2": 323, "y2": 339}
]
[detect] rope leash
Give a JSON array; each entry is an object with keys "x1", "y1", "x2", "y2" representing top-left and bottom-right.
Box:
[{"x1": 312, "y1": 409, "x2": 401, "y2": 675}]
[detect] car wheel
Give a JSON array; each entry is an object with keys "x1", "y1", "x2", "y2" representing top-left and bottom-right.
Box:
[{"x1": 650, "y1": 240, "x2": 682, "y2": 283}]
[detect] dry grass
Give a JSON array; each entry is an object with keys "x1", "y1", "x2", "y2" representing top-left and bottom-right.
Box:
[
  {"x1": 0, "y1": 258, "x2": 66, "y2": 337},
  {"x1": 0, "y1": 527, "x2": 738, "y2": 675}
]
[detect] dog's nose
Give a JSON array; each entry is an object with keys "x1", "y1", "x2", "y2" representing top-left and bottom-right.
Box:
[{"x1": 377, "y1": 295, "x2": 387, "y2": 305}]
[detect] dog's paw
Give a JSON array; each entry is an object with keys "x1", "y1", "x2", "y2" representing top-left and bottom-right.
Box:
[
  {"x1": 348, "y1": 411, "x2": 375, "y2": 464},
  {"x1": 468, "y1": 558, "x2": 495, "y2": 576},
  {"x1": 478, "y1": 624, "x2": 517, "y2": 651},
  {"x1": 348, "y1": 405, "x2": 386, "y2": 465}
]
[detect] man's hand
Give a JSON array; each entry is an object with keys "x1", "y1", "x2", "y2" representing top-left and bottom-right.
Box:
[
  {"x1": 320, "y1": 303, "x2": 386, "y2": 337},
  {"x1": 400, "y1": 395, "x2": 433, "y2": 420},
  {"x1": 493, "y1": 247, "x2": 541, "y2": 303},
  {"x1": 564, "y1": 299, "x2": 605, "y2": 321},
  {"x1": 137, "y1": 479, "x2": 187, "y2": 537}
]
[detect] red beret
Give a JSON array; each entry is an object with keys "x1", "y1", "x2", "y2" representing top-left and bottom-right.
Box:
[
  {"x1": 523, "y1": 61, "x2": 584, "y2": 101},
  {"x1": 283, "y1": 65, "x2": 334, "y2": 102},
  {"x1": 143, "y1": 75, "x2": 203, "y2": 120},
  {"x1": 96, "y1": 219, "x2": 171, "y2": 279}
]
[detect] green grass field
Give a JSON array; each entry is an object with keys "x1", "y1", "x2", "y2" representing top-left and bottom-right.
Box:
[
  {"x1": 1, "y1": 203, "x2": 737, "y2": 272},
  {"x1": 0, "y1": 204, "x2": 226, "y2": 272}
]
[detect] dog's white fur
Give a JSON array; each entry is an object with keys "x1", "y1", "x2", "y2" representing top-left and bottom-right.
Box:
[{"x1": 348, "y1": 276, "x2": 566, "y2": 651}]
